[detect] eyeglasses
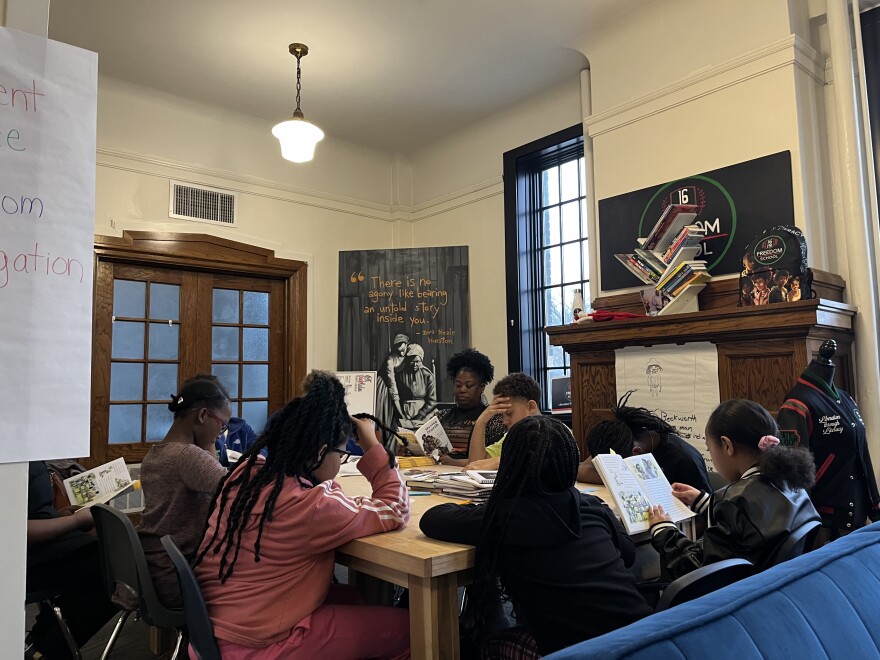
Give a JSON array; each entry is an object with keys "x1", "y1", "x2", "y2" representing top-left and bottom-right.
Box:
[
  {"x1": 327, "y1": 447, "x2": 353, "y2": 464},
  {"x1": 205, "y1": 410, "x2": 229, "y2": 434}
]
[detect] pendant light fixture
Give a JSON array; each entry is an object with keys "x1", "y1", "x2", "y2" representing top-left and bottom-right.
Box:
[{"x1": 272, "y1": 43, "x2": 324, "y2": 163}]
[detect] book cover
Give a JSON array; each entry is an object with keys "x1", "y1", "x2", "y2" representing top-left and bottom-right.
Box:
[
  {"x1": 412, "y1": 415, "x2": 453, "y2": 457},
  {"x1": 63, "y1": 457, "x2": 133, "y2": 507},
  {"x1": 592, "y1": 452, "x2": 694, "y2": 534}
]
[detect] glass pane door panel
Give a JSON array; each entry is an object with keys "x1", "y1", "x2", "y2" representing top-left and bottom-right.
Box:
[
  {"x1": 212, "y1": 364, "x2": 239, "y2": 398},
  {"x1": 113, "y1": 280, "x2": 146, "y2": 317},
  {"x1": 111, "y1": 322, "x2": 145, "y2": 359},
  {"x1": 241, "y1": 400, "x2": 269, "y2": 435},
  {"x1": 212, "y1": 289, "x2": 240, "y2": 323},
  {"x1": 242, "y1": 364, "x2": 268, "y2": 398},
  {"x1": 146, "y1": 404, "x2": 174, "y2": 441},
  {"x1": 147, "y1": 363, "x2": 178, "y2": 401},
  {"x1": 149, "y1": 283, "x2": 180, "y2": 321},
  {"x1": 212, "y1": 326, "x2": 240, "y2": 361},
  {"x1": 148, "y1": 323, "x2": 180, "y2": 360},
  {"x1": 110, "y1": 363, "x2": 144, "y2": 401},
  {"x1": 243, "y1": 291, "x2": 270, "y2": 325},
  {"x1": 109, "y1": 405, "x2": 142, "y2": 444},
  {"x1": 243, "y1": 328, "x2": 269, "y2": 361}
]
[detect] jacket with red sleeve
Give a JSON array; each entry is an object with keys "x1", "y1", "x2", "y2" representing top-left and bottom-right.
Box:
[
  {"x1": 777, "y1": 372, "x2": 880, "y2": 530},
  {"x1": 195, "y1": 443, "x2": 409, "y2": 648}
]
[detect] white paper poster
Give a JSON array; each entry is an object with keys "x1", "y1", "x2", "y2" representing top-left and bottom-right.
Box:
[
  {"x1": 615, "y1": 342, "x2": 721, "y2": 468},
  {"x1": 0, "y1": 28, "x2": 97, "y2": 462},
  {"x1": 335, "y1": 371, "x2": 378, "y2": 417}
]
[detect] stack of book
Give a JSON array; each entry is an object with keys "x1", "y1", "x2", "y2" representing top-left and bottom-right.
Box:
[
  {"x1": 613, "y1": 203, "x2": 709, "y2": 316},
  {"x1": 404, "y1": 470, "x2": 496, "y2": 503},
  {"x1": 655, "y1": 260, "x2": 710, "y2": 299}
]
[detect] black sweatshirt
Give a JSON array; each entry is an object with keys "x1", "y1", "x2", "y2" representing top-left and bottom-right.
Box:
[{"x1": 420, "y1": 488, "x2": 652, "y2": 655}]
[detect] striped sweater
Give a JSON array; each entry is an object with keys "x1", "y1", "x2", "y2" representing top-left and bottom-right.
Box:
[{"x1": 195, "y1": 443, "x2": 409, "y2": 647}]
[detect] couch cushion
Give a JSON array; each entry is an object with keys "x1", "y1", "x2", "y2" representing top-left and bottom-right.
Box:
[{"x1": 545, "y1": 522, "x2": 880, "y2": 659}]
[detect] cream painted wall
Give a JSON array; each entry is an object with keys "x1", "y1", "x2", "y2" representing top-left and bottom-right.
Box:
[
  {"x1": 585, "y1": 0, "x2": 794, "y2": 113},
  {"x1": 94, "y1": 76, "x2": 399, "y2": 371},
  {"x1": 410, "y1": 77, "x2": 583, "y2": 204},
  {"x1": 411, "y1": 195, "x2": 509, "y2": 378},
  {"x1": 98, "y1": 77, "x2": 394, "y2": 208}
]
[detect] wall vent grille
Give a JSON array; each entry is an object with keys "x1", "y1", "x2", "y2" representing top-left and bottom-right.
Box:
[{"x1": 169, "y1": 181, "x2": 237, "y2": 226}]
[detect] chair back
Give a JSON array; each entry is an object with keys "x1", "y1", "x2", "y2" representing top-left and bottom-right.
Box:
[
  {"x1": 656, "y1": 558, "x2": 755, "y2": 611},
  {"x1": 91, "y1": 504, "x2": 185, "y2": 629},
  {"x1": 768, "y1": 519, "x2": 821, "y2": 566},
  {"x1": 161, "y1": 535, "x2": 221, "y2": 660}
]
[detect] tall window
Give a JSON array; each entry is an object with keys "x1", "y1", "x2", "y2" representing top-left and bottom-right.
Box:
[{"x1": 504, "y1": 125, "x2": 587, "y2": 409}]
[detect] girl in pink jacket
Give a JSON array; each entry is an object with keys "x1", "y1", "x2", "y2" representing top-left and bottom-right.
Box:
[{"x1": 195, "y1": 371, "x2": 411, "y2": 659}]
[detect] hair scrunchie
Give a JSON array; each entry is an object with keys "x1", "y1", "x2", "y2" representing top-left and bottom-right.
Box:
[{"x1": 758, "y1": 435, "x2": 780, "y2": 451}]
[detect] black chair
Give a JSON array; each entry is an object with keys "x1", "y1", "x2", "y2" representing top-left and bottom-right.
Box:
[
  {"x1": 655, "y1": 558, "x2": 755, "y2": 611},
  {"x1": 768, "y1": 519, "x2": 821, "y2": 566},
  {"x1": 161, "y1": 535, "x2": 221, "y2": 660},
  {"x1": 24, "y1": 590, "x2": 81, "y2": 659},
  {"x1": 91, "y1": 504, "x2": 186, "y2": 659}
]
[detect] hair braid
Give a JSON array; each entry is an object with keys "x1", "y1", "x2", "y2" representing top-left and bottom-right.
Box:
[
  {"x1": 462, "y1": 416, "x2": 579, "y2": 641},
  {"x1": 194, "y1": 371, "x2": 354, "y2": 582}
]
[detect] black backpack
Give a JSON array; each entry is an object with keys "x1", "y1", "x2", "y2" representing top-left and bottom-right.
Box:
[{"x1": 739, "y1": 225, "x2": 811, "y2": 307}]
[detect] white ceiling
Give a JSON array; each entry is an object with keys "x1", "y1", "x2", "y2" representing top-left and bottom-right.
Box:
[{"x1": 48, "y1": 0, "x2": 645, "y2": 154}]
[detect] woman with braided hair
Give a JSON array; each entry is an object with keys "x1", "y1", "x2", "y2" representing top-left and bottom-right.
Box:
[
  {"x1": 420, "y1": 416, "x2": 651, "y2": 657},
  {"x1": 195, "y1": 371, "x2": 411, "y2": 659}
]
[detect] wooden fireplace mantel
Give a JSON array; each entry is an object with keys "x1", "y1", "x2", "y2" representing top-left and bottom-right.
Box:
[{"x1": 546, "y1": 299, "x2": 856, "y2": 454}]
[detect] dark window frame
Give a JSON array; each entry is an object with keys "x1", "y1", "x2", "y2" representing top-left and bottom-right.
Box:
[{"x1": 504, "y1": 124, "x2": 585, "y2": 411}]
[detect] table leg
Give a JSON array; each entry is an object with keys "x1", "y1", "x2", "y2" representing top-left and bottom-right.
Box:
[{"x1": 408, "y1": 574, "x2": 459, "y2": 660}]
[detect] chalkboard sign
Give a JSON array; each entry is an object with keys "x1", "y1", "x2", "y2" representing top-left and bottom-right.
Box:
[
  {"x1": 598, "y1": 152, "x2": 794, "y2": 291},
  {"x1": 337, "y1": 247, "x2": 470, "y2": 430}
]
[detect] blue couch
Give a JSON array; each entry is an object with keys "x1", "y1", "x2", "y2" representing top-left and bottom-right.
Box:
[{"x1": 545, "y1": 522, "x2": 880, "y2": 659}]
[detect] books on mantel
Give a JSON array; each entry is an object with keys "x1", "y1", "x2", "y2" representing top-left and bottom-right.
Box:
[
  {"x1": 661, "y1": 225, "x2": 706, "y2": 265},
  {"x1": 639, "y1": 204, "x2": 701, "y2": 252},
  {"x1": 592, "y1": 452, "x2": 695, "y2": 535},
  {"x1": 656, "y1": 260, "x2": 710, "y2": 298},
  {"x1": 614, "y1": 252, "x2": 663, "y2": 283},
  {"x1": 615, "y1": 203, "x2": 709, "y2": 316}
]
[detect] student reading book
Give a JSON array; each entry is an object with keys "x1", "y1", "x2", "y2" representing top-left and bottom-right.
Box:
[
  {"x1": 63, "y1": 457, "x2": 133, "y2": 507},
  {"x1": 648, "y1": 400, "x2": 819, "y2": 579},
  {"x1": 420, "y1": 417, "x2": 651, "y2": 656},
  {"x1": 577, "y1": 391, "x2": 711, "y2": 493},
  {"x1": 592, "y1": 452, "x2": 695, "y2": 534}
]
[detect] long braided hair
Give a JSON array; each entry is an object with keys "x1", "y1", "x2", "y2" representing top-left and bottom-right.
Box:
[
  {"x1": 462, "y1": 416, "x2": 580, "y2": 640},
  {"x1": 195, "y1": 371, "x2": 403, "y2": 583},
  {"x1": 195, "y1": 371, "x2": 353, "y2": 582}
]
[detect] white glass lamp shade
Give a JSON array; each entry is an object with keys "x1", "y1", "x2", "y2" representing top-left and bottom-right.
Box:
[{"x1": 271, "y1": 116, "x2": 325, "y2": 163}]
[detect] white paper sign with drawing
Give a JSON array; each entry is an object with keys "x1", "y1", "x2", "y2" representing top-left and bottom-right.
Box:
[
  {"x1": 615, "y1": 342, "x2": 721, "y2": 468},
  {"x1": 0, "y1": 28, "x2": 98, "y2": 462}
]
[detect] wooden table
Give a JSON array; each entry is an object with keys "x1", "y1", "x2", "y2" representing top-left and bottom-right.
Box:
[{"x1": 335, "y1": 467, "x2": 692, "y2": 660}]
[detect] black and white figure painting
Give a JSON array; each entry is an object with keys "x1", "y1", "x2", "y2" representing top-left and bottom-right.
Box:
[{"x1": 337, "y1": 247, "x2": 470, "y2": 432}]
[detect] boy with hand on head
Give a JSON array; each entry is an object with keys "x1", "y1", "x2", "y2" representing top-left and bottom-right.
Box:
[
  {"x1": 577, "y1": 391, "x2": 711, "y2": 492},
  {"x1": 459, "y1": 373, "x2": 544, "y2": 470}
]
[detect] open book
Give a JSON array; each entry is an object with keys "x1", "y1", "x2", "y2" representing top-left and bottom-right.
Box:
[
  {"x1": 592, "y1": 453, "x2": 695, "y2": 534},
  {"x1": 63, "y1": 457, "x2": 133, "y2": 507}
]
